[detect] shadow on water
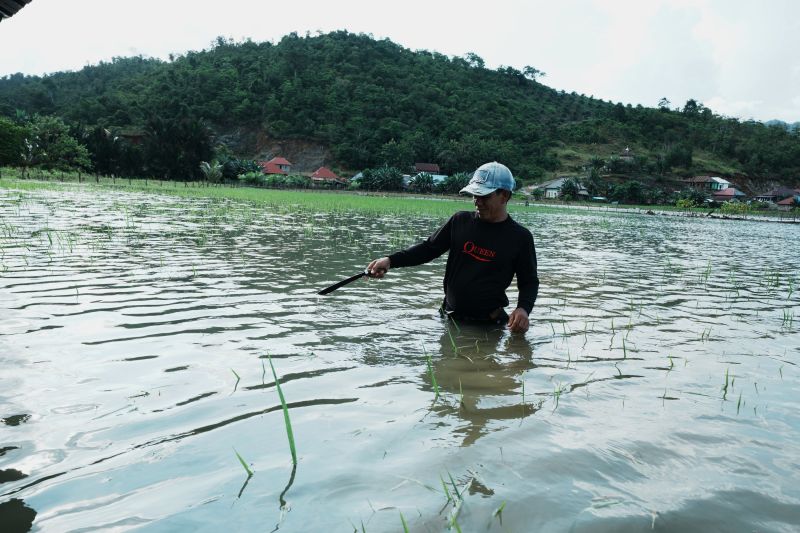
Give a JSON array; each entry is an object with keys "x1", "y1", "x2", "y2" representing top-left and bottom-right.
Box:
[
  {"x1": 0, "y1": 498, "x2": 37, "y2": 533},
  {"x1": 423, "y1": 320, "x2": 539, "y2": 446}
]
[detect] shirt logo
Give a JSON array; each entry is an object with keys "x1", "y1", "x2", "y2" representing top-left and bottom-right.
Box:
[{"x1": 462, "y1": 241, "x2": 496, "y2": 262}]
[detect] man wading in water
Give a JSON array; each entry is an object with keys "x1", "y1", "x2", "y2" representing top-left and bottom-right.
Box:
[{"x1": 367, "y1": 161, "x2": 539, "y2": 333}]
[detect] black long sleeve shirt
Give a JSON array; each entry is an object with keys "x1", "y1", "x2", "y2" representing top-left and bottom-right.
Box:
[{"x1": 388, "y1": 211, "x2": 539, "y2": 315}]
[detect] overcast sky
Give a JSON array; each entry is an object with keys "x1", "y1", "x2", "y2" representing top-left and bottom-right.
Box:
[{"x1": 2, "y1": 0, "x2": 799, "y2": 122}]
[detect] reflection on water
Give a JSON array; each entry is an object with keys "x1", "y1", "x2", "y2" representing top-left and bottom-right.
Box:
[{"x1": 0, "y1": 187, "x2": 799, "y2": 532}]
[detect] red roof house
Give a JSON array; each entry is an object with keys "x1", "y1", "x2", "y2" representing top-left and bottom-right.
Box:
[
  {"x1": 259, "y1": 161, "x2": 287, "y2": 175},
  {"x1": 415, "y1": 162, "x2": 440, "y2": 174},
  {"x1": 712, "y1": 187, "x2": 746, "y2": 202},
  {"x1": 311, "y1": 166, "x2": 345, "y2": 183},
  {"x1": 259, "y1": 157, "x2": 292, "y2": 175}
]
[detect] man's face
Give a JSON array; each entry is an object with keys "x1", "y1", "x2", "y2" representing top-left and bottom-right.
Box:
[{"x1": 472, "y1": 190, "x2": 508, "y2": 221}]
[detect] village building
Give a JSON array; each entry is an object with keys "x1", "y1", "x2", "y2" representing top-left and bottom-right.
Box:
[
  {"x1": 712, "y1": 187, "x2": 747, "y2": 203},
  {"x1": 310, "y1": 166, "x2": 346, "y2": 186},
  {"x1": 753, "y1": 187, "x2": 799, "y2": 203},
  {"x1": 530, "y1": 177, "x2": 589, "y2": 199},
  {"x1": 684, "y1": 175, "x2": 731, "y2": 191},
  {"x1": 414, "y1": 162, "x2": 440, "y2": 174},
  {"x1": 259, "y1": 157, "x2": 292, "y2": 175}
]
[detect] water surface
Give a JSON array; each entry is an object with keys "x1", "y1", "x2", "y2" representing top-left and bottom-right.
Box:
[{"x1": 1, "y1": 187, "x2": 799, "y2": 532}]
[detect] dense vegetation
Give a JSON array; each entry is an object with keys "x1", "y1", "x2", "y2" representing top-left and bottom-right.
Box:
[{"x1": 1, "y1": 31, "x2": 799, "y2": 185}]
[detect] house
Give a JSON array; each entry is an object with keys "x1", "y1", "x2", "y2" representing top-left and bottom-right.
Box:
[
  {"x1": 259, "y1": 161, "x2": 287, "y2": 175},
  {"x1": 753, "y1": 187, "x2": 799, "y2": 203},
  {"x1": 712, "y1": 187, "x2": 746, "y2": 203},
  {"x1": 259, "y1": 157, "x2": 292, "y2": 175},
  {"x1": 414, "y1": 163, "x2": 440, "y2": 174},
  {"x1": 530, "y1": 177, "x2": 589, "y2": 199},
  {"x1": 310, "y1": 166, "x2": 346, "y2": 185},
  {"x1": 776, "y1": 194, "x2": 800, "y2": 210},
  {"x1": 684, "y1": 175, "x2": 731, "y2": 191}
]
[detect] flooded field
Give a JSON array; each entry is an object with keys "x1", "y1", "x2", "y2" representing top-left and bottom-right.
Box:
[{"x1": 1, "y1": 186, "x2": 799, "y2": 532}]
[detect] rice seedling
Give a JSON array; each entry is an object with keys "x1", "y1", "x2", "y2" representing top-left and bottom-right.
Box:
[
  {"x1": 781, "y1": 308, "x2": 794, "y2": 327},
  {"x1": 622, "y1": 337, "x2": 627, "y2": 359},
  {"x1": 234, "y1": 448, "x2": 253, "y2": 477},
  {"x1": 736, "y1": 392, "x2": 743, "y2": 414},
  {"x1": 423, "y1": 346, "x2": 440, "y2": 402},
  {"x1": 440, "y1": 474, "x2": 453, "y2": 503},
  {"x1": 458, "y1": 378, "x2": 464, "y2": 408},
  {"x1": 553, "y1": 381, "x2": 564, "y2": 410},
  {"x1": 445, "y1": 324, "x2": 459, "y2": 355},
  {"x1": 267, "y1": 354, "x2": 297, "y2": 465},
  {"x1": 230, "y1": 368, "x2": 242, "y2": 392},
  {"x1": 722, "y1": 367, "x2": 730, "y2": 400},
  {"x1": 400, "y1": 512, "x2": 409, "y2": 533},
  {"x1": 493, "y1": 501, "x2": 507, "y2": 525}
]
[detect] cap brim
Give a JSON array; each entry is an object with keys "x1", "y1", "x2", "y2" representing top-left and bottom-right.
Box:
[{"x1": 460, "y1": 183, "x2": 498, "y2": 196}]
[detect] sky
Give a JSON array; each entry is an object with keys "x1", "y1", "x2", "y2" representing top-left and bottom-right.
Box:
[{"x1": 1, "y1": 0, "x2": 799, "y2": 123}]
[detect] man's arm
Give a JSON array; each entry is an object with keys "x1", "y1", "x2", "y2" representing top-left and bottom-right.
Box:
[
  {"x1": 367, "y1": 216, "x2": 454, "y2": 277},
  {"x1": 508, "y1": 231, "x2": 539, "y2": 332}
]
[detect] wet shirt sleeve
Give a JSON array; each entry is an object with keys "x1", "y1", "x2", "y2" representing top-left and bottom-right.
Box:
[
  {"x1": 515, "y1": 231, "x2": 539, "y2": 314},
  {"x1": 388, "y1": 216, "x2": 452, "y2": 268}
]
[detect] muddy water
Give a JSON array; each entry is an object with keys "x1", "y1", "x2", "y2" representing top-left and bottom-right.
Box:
[{"x1": 1, "y1": 188, "x2": 799, "y2": 532}]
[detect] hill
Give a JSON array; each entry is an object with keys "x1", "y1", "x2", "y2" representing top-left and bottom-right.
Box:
[{"x1": 1, "y1": 31, "x2": 799, "y2": 187}]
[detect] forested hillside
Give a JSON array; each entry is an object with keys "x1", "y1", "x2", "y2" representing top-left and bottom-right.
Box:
[{"x1": 1, "y1": 30, "x2": 799, "y2": 184}]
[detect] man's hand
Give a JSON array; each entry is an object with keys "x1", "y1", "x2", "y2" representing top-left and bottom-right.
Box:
[
  {"x1": 367, "y1": 257, "x2": 391, "y2": 279},
  {"x1": 507, "y1": 307, "x2": 529, "y2": 333}
]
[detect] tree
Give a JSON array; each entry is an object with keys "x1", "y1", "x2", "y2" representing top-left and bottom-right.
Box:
[
  {"x1": 0, "y1": 117, "x2": 26, "y2": 166},
  {"x1": 25, "y1": 115, "x2": 91, "y2": 171},
  {"x1": 199, "y1": 160, "x2": 223, "y2": 183},
  {"x1": 523, "y1": 66, "x2": 545, "y2": 81},
  {"x1": 436, "y1": 172, "x2": 470, "y2": 194},
  {"x1": 658, "y1": 97, "x2": 671, "y2": 111},
  {"x1": 409, "y1": 172, "x2": 434, "y2": 193},
  {"x1": 559, "y1": 177, "x2": 581, "y2": 201},
  {"x1": 358, "y1": 165, "x2": 404, "y2": 191}
]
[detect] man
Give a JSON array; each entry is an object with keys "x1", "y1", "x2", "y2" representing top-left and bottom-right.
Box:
[{"x1": 367, "y1": 161, "x2": 539, "y2": 333}]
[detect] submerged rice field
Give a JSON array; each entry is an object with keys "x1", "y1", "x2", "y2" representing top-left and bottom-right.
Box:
[{"x1": 1, "y1": 181, "x2": 799, "y2": 532}]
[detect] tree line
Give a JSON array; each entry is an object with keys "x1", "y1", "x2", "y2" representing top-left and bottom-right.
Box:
[{"x1": 1, "y1": 31, "x2": 799, "y2": 183}]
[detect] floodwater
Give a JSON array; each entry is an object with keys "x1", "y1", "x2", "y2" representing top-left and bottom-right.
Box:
[{"x1": 1, "y1": 187, "x2": 799, "y2": 533}]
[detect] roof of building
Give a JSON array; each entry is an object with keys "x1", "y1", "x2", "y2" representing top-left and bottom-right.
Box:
[
  {"x1": 685, "y1": 175, "x2": 731, "y2": 184},
  {"x1": 776, "y1": 195, "x2": 799, "y2": 206},
  {"x1": 713, "y1": 188, "x2": 746, "y2": 198},
  {"x1": 259, "y1": 161, "x2": 287, "y2": 175},
  {"x1": 311, "y1": 167, "x2": 342, "y2": 181},
  {"x1": 268, "y1": 157, "x2": 292, "y2": 166},
  {"x1": 415, "y1": 163, "x2": 440, "y2": 173},
  {"x1": 532, "y1": 177, "x2": 587, "y2": 191}
]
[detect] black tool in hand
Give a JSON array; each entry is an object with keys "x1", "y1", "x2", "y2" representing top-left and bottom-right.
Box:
[{"x1": 318, "y1": 269, "x2": 371, "y2": 295}]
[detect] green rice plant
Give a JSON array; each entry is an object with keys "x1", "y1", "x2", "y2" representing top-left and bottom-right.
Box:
[
  {"x1": 722, "y1": 367, "x2": 730, "y2": 400},
  {"x1": 782, "y1": 308, "x2": 794, "y2": 327},
  {"x1": 445, "y1": 324, "x2": 459, "y2": 355},
  {"x1": 234, "y1": 448, "x2": 253, "y2": 477},
  {"x1": 423, "y1": 346, "x2": 440, "y2": 401},
  {"x1": 700, "y1": 260, "x2": 712, "y2": 285},
  {"x1": 440, "y1": 474, "x2": 453, "y2": 503},
  {"x1": 736, "y1": 392, "x2": 743, "y2": 414},
  {"x1": 400, "y1": 512, "x2": 409, "y2": 533},
  {"x1": 267, "y1": 354, "x2": 297, "y2": 465},
  {"x1": 493, "y1": 501, "x2": 507, "y2": 525},
  {"x1": 553, "y1": 381, "x2": 564, "y2": 410}
]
